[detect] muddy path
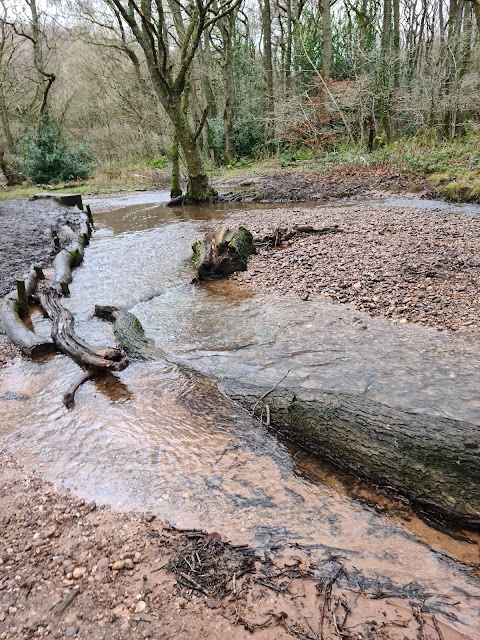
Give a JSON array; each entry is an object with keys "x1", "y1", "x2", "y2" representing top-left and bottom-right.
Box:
[{"x1": 213, "y1": 165, "x2": 433, "y2": 203}]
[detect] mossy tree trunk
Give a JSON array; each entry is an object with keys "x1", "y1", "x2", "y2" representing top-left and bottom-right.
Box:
[
  {"x1": 105, "y1": 0, "x2": 237, "y2": 203},
  {"x1": 170, "y1": 135, "x2": 182, "y2": 199}
]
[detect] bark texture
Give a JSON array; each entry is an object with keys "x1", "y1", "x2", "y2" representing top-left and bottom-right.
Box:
[
  {"x1": 40, "y1": 291, "x2": 128, "y2": 372},
  {"x1": 224, "y1": 383, "x2": 480, "y2": 527},
  {"x1": 0, "y1": 266, "x2": 54, "y2": 357},
  {"x1": 192, "y1": 226, "x2": 255, "y2": 279},
  {"x1": 95, "y1": 306, "x2": 480, "y2": 527}
]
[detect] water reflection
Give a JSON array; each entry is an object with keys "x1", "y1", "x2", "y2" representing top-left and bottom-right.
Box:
[{"x1": 0, "y1": 194, "x2": 479, "y2": 636}]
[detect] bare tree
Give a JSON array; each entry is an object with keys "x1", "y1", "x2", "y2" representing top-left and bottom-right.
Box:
[{"x1": 99, "y1": 0, "x2": 241, "y2": 202}]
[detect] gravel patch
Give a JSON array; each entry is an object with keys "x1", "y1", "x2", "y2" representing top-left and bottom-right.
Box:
[{"x1": 227, "y1": 204, "x2": 480, "y2": 338}]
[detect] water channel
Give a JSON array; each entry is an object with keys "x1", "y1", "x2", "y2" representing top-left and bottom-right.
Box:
[{"x1": 0, "y1": 193, "x2": 479, "y2": 636}]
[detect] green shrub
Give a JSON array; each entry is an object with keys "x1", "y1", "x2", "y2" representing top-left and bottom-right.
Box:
[{"x1": 16, "y1": 114, "x2": 94, "y2": 184}]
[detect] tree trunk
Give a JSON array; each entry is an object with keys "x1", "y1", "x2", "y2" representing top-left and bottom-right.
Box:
[
  {"x1": 321, "y1": 0, "x2": 332, "y2": 81},
  {"x1": 98, "y1": 307, "x2": 480, "y2": 527},
  {"x1": 170, "y1": 135, "x2": 182, "y2": 199},
  {"x1": 167, "y1": 100, "x2": 216, "y2": 203},
  {"x1": 284, "y1": 0, "x2": 293, "y2": 93},
  {"x1": 261, "y1": 0, "x2": 275, "y2": 151},
  {"x1": 380, "y1": 0, "x2": 393, "y2": 141},
  {"x1": 220, "y1": 13, "x2": 236, "y2": 163},
  {"x1": 224, "y1": 383, "x2": 480, "y2": 527}
]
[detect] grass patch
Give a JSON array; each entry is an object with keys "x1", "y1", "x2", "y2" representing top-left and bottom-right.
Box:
[{"x1": 0, "y1": 160, "x2": 171, "y2": 201}]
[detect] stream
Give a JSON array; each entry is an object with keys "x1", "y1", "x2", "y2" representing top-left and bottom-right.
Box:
[{"x1": 0, "y1": 193, "x2": 479, "y2": 636}]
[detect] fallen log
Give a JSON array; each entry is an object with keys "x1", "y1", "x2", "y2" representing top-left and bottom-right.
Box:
[
  {"x1": 223, "y1": 383, "x2": 480, "y2": 528},
  {"x1": 254, "y1": 225, "x2": 342, "y2": 248},
  {"x1": 96, "y1": 305, "x2": 480, "y2": 527},
  {"x1": 33, "y1": 192, "x2": 84, "y2": 209},
  {"x1": 40, "y1": 291, "x2": 128, "y2": 372},
  {"x1": 192, "y1": 226, "x2": 255, "y2": 280},
  {"x1": 0, "y1": 265, "x2": 55, "y2": 357}
]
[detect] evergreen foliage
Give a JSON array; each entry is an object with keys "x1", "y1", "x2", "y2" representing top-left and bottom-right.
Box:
[{"x1": 16, "y1": 114, "x2": 94, "y2": 184}]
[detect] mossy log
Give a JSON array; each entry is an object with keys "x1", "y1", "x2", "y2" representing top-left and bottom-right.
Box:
[
  {"x1": 224, "y1": 384, "x2": 480, "y2": 527},
  {"x1": 0, "y1": 266, "x2": 55, "y2": 357},
  {"x1": 192, "y1": 226, "x2": 255, "y2": 280},
  {"x1": 40, "y1": 291, "x2": 128, "y2": 372},
  {"x1": 96, "y1": 305, "x2": 480, "y2": 527}
]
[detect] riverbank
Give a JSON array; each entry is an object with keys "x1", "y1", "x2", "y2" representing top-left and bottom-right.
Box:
[
  {"x1": 0, "y1": 199, "x2": 84, "y2": 366},
  {"x1": 225, "y1": 203, "x2": 480, "y2": 340},
  {"x1": 1, "y1": 195, "x2": 479, "y2": 639},
  {"x1": 4, "y1": 448, "x2": 476, "y2": 640}
]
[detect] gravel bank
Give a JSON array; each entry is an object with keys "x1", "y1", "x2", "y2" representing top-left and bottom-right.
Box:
[
  {"x1": 227, "y1": 204, "x2": 480, "y2": 338},
  {"x1": 0, "y1": 199, "x2": 81, "y2": 367}
]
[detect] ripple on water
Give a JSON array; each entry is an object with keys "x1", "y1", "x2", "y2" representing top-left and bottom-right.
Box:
[{"x1": 0, "y1": 196, "x2": 479, "y2": 636}]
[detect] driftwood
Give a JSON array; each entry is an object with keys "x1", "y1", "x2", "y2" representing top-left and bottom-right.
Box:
[
  {"x1": 254, "y1": 224, "x2": 342, "y2": 248},
  {"x1": 40, "y1": 290, "x2": 128, "y2": 372},
  {"x1": 0, "y1": 265, "x2": 55, "y2": 357},
  {"x1": 96, "y1": 305, "x2": 480, "y2": 527},
  {"x1": 33, "y1": 192, "x2": 84, "y2": 209},
  {"x1": 192, "y1": 226, "x2": 256, "y2": 280}
]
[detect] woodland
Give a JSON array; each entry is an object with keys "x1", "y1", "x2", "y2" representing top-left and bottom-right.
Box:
[{"x1": 0, "y1": 0, "x2": 478, "y2": 201}]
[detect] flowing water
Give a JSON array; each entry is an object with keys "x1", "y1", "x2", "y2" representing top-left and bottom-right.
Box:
[{"x1": 1, "y1": 193, "x2": 479, "y2": 636}]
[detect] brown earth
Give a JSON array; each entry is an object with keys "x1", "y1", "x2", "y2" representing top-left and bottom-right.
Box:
[
  {"x1": 226, "y1": 204, "x2": 480, "y2": 339},
  {"x1": 214, "y1": 165, "x2": 431, "y2": 202}
]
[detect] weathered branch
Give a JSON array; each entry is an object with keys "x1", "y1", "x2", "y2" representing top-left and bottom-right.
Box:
[{"x1": 40, "y1": 290, "x2": 128, "y2": 372}]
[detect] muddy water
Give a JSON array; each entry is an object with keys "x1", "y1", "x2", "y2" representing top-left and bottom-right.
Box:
[{"x1": 1, "y1": 193, "x2": 479, "y2": 636}]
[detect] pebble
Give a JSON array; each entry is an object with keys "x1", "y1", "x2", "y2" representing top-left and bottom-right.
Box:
[
  {"x1": 64, "y1": 625, "x2": 78, "y2": 637},
  {"x1": 72, "y1": 567, "x2": 86, "y2": 580},
  {"x1": 112, "y1": 560, "x2": 125, "y2": 571},
  {"x1": 134, "y1": 600, "x2": 147, "y2": 614}
]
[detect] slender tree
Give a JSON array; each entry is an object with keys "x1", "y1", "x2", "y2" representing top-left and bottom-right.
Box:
[{"x1": 101, "y1": 0, "x2": 240, "y2": 202}]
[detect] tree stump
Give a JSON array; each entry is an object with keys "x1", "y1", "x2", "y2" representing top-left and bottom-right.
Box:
[{"x1": 192, "y1": 226, "x2": 255, "y2": 280}]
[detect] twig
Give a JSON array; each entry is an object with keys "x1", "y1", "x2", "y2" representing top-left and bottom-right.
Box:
[
  {"x1": 318, "y1": 567, "x2": 343, "y2": 640},
  {"x1": 50, "y1": 588, "x2": 79, "y2": 616},
  {"x1": 432, "y1": 614, "x2": 445, "y2": 640},
  {"x1": 413, "y1": 606, "x2": 427, "y2": 640},
  {"x1": 252, "y1": 369, "x2": 291, "y2": 417}
]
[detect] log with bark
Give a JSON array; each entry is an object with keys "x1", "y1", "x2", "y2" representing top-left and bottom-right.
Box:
[
  {"x1": 0, "y1": 265, "x2": 55, "y2": 357},
  {"x1": 192, "y1": 226, "x2": 255, "y2": 280},
  {"x1": 40, "y1": 290, "x2": 128, "y2": 372},
  {"x1": 94, "y1": 305, "x2": 480, "y2": 527},
  {"x1": 254, "y1": 224, "x2": 342, "y2": 248}
]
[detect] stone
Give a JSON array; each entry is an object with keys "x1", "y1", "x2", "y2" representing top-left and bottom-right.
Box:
[
  {"x1": 112, "y1": 560, "x2": 125, "y2": 571},
  {"x1": 134, "y1": 601, "x2": 147, "y2": 614},
  {"x1": 72, "y1": 567, "x2": 86, "y2": 580},
  {"x1": 64, "y1": 625, "x2": 78, "y2": 637}
]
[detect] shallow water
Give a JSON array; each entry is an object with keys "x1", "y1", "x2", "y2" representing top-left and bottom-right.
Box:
[{"x1": 1, "y1": 192, "x2": 479, "y2": 636}]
